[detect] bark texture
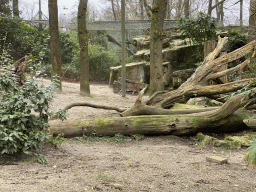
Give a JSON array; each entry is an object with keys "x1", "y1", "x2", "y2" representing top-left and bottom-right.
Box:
[
  {"x1": 48, "y1": 0, "x2": 62, "y2": 91},
  {"x1": 12, "y1": 0, "x2": 19, "y2": 17},
  {"x1": 149, "y1": 0, "x2": 167, "y2": 95},
  {"x1": 48, "y1": 36, "x2": 256, "y2": 137},
  {"x1": 147, "y1": 37, "x2": 256, "y2": 108},
  {"x1": 249, "y1": 0, "x2": 256, "y2": 42},
  {"x1": 49, "y1": 91, "x2": 253, "y2": 137},
  {"x1": 78, "y1": 0, "x2": 90, "y2": 96}
]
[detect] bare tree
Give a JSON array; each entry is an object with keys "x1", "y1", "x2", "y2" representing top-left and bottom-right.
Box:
[
  {"x1": 208, "y1": 0, "x2": 226, "y2": 16},
  {"x1": 149, "y1": 0, "x2": 167, "y2": 95},
  {"x1": 139, "y1": 0, "x2": 144, "y2": 19},
  {"x1": 240, "y1": 0, "x2": 243, "y2": 27},
  {"x1": 249, "y1": 0, "x2": 256, "y2": 42},
  {"x1": 13, "y1": 0, "x2": 19, "y2": 17},
  {"x1": 48, "y1": 0, "x2": 62, "y2": 90},
  {"x1": 143, "y1": 0, "x2": 152, "y2": 19},
  {"x1": 176, "y1": 0, "x2": 183, "y2": 19},
  {"x1": 208, "y1": 0, "x2": 213, "y2": 15},
  {"x1": 78, "y1": 0, "x2": 90, "y2": 96},
  {"x1": 110, "y1": 0, "x2": 117, "y2": 20},
  {"x1": 184, "y1": 0, "x2": 189, "y2": 18}
]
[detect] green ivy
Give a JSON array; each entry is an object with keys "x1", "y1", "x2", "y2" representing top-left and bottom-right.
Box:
[{"x1": 0, "y1": 56, "x2": 58, "y2": 154}]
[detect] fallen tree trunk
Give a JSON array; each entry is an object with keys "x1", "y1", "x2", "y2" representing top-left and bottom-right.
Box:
[
  {"x1": 48, "y1": 36, "x2": 256, "y2": 137},
  {"x1": 49, "y1": 108, "x2": 249, "y2": 137},
  {"x1": 146, "y1": 36, "x2": 256, "y2": 108},
  {"x1": 49, "y1": 91, "x2": 255, "y2": 137}
]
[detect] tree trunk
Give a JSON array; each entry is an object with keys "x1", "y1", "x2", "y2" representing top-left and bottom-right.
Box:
[
  {"x1": 184, "y1": 0, "x2": 189, "y2": 18},
  {"x1": 48, "y1": 0, "x2": 62, "y2": 91},
  {"x1": 143, "y1": 0, "x2": 152, "y2": 19},
  {"x1": 139, "y1": 0, "x2": 144, "y2": 20},
  {"x1": 249, "y1": 0, "x2": 256, "y2": 42},
  {"x1": 110, "y1": 0, "x2": 117, "y2": 20},
  {"x1": 220, "y1": 0, "x2": 224, "y2": 27},
  {"x1": 78, "y1": 0, "x2": 90, "y2": 96},
  {"x1": 204, "y1": 40, "x2": 215, "y2": 58},
  {"x1": 49, "y1": 109, "x2": 248, "y2": 137},
  {"x1": 49, "y1": 36, "x2": 256, "y2": 137},
  {"x1": 13, "y1": 0, "x2": 19, "y2": 17},
  {"x1": 216, "y1": 0, "x2": 220, "y2": 21},
  {"x1": 240, "y1": 0, "x2": 243, "y2": 28},
  {"x1": 149, "y1": 0, "x2": 167, "y2": 95},
  {"x1": 166, "y1": 0, "x2": 171, "y2": 20},
  {"x1": 49, "y1": 91, "x2": 253, "y2": 137},
  {"x1": 208, "y1": 0, "x2": 213, "y2": 15},
  {"x1": 209, "y1": 0, "x2": 226, "y2": 16},
  {"x1": 175, "y1": 0, "x2": 183, "y2": 19}
]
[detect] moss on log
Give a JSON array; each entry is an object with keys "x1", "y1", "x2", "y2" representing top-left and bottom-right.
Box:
[{"x1": 48, "y1": 108, "x2": 250, "y2": 137}]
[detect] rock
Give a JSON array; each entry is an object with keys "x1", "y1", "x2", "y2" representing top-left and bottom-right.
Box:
[
  {"x1": 186, "y1": 97, "x2": 207, "y2": 106},
  {"x1": 206, "y1": 156, "x2": 228, "y2": 164}
]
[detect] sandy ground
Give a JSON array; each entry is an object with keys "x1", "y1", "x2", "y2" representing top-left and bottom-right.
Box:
[{"x1": 0, "y1": 79, "x2": 256, "y2": 192}]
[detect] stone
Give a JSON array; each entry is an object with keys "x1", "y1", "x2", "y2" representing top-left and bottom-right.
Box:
[{"x1": 206, "y1": 156, "x2": 228, "y2": 164}]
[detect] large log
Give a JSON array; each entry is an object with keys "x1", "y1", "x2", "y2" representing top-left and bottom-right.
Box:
[
  {"x1": 48, "y1": 109, "x2": 249, "y2": 137},
  {"x1": 49, "y1": 91, "x2": 254, "y2": 137},
  {"x1": 146, "y1": 37, "x2": 256, "y2": 108}
]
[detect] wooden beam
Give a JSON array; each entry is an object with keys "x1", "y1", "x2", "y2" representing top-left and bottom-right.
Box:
[
  {"x1": 87, "y1": 20, "x2": 178, "y2": 31},
  {"x1": 24, "y1": 19, "x2": 178, "y2": 31}
]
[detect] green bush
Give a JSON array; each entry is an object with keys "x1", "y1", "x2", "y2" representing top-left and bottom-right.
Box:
[
  {"x1": 225, "y1": 29, "x2": 248, "y2": 70},
  {"x1": 225, "y1": 29, "x2": 248, "y2": 53},
  {"x1": 245, "y1": 139, "x2": 256, "y2": 164},
  {"x1": 40, "y1": 29, "x2": 76, "y2": 64},
  {"x1": 178, "y1": 12, "x2": 217, "y2": 44},
  {"x1": 0, "y1": 56, "x2": 58, "y2": 154},
  {"x1": 0, "y1": 17, "x2": 76, "y2": 64},
  {"x1": 178, "y1": 12, "x2": 217, "y2": 63},
  {"x1": 0, "y1": 17, "x2": 40, "y2": 60},
  {"x1": 72, "y1": 38, "x2": 120, "y2": 82}
]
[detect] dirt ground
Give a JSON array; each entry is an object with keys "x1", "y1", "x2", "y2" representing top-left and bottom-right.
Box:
[{"x1": 0, "y1": 79, "x2": 256, "y2": 192}]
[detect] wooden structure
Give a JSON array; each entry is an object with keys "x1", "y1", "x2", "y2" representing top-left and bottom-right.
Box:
[
  {"x1": 24, "y1": 19, "x2": 178, "y2": 31},
  {"x1": 87, "y1": 20, "x2": 178, "y2": 30},
  {"x1": 204, "y1": 40, "x2": 228, "y2": 84}
]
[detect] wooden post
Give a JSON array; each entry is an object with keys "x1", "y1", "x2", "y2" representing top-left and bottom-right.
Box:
[
  {"x1": 204, "y1": 40, "x2": 216, "y2": 85},
  {"x1": 204, "y1": 40, "x2": 216, "y2": 58},
  {"x1": 219, "y1": 51, "x2": 228, "y2": 83}
]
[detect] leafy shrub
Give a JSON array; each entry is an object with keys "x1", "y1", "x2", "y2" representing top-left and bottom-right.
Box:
[
  {"x1": 178, "y1": 12, "x2": 217, "y2": 44},
  {"x1": 178, "y1": 12, "x2": 217, "y2": 63},
  {"x1": 0, "y1": 17, "x2": 40, "y2": 60},
  {"x1": 245, "y1": 139, "x2": 256, "y2": 164},
  {"x1": 73, "y1": 42, "x2": 120, "y2": 82},
  {"x1": 40, "y1": 29, "x2": 76, "y2": 64},
  {"x1": 48, "y1": 132, "x2": 66, "y2": 148},
  {"x1": 225, "y1": 29, "x2": 248, "y2": 71},
  {"x1": 0, "y1": 58, "x2": 58, "y2": 154},
  {"x1": 244, "y1": 59, "x2": 256, "y2": 78},
  {"x1": 0, "y1": 17, "x2": 75, "y2": 64},
  {"x1": 225, "y1": 29, "x2": 248, "y2": 53}
]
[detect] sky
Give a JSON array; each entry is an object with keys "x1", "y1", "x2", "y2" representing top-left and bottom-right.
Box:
[{"x1": 19, "y1": 0, "x2": 250, "y2": 26}]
